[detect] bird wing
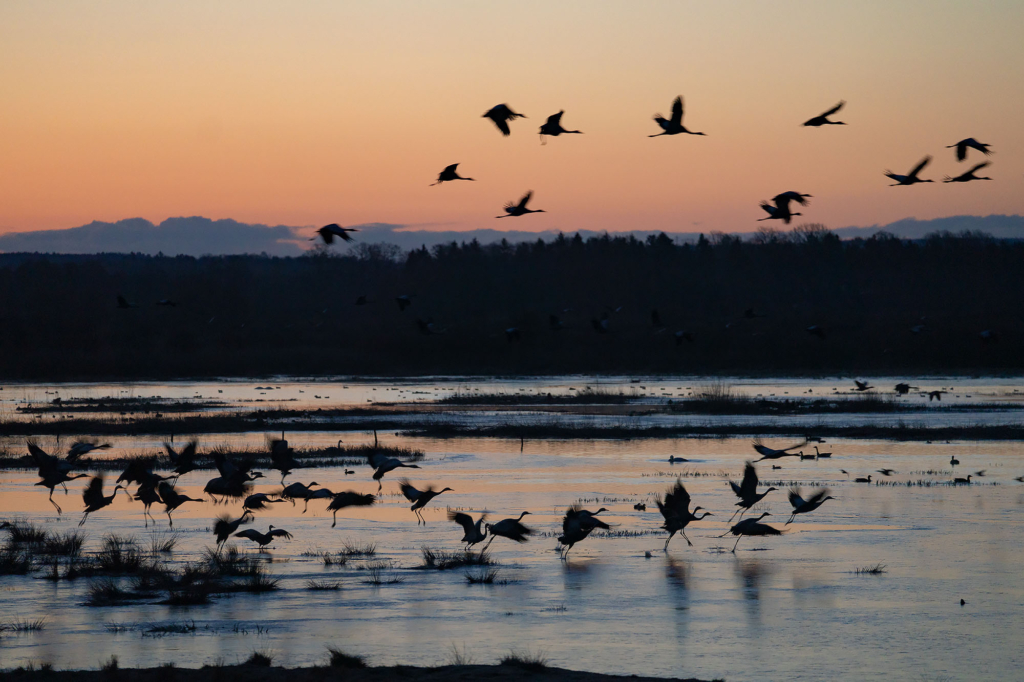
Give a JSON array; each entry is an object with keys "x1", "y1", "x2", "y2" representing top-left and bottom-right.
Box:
[
  {"x1": 157, "y1": 481, "x2": 175, "y2": 502},
  {"x1": 909, "y1": 156, "x2": 931, "y2": 177},
  {"x1": 759, "y1": 201, "x2": 775, "y2": 216},
  {"x1": 821, "y1": 100, "x2": 844, "y2": 117},
  {"x1": 517, "y1": 191, "x2": 533, "y2": 209},
  {"x1": 804, "y1": 488, "x2": 830, "y2": 506},
  {"x1": 955, "y1": 141, "x2": 968, "y2": 161},
  {"x1": 740, "y1": 462, "x2": 759, "y2": 499},
  {"x1": 671, "y1": 96, "x2": 683, "y2": 124},
  {"x1": 234, "y1": 529, "x2": 261, "y2": 540},
  {"x1": 449, "y1": 511, "x2": 475, "y2": 534},
  {"x1": 163, "y1": 443, "x2": 179, "y2": 462},
  {"x1": 491, "y1": 116, "x2": 511, "y2": 136},
  {"x1": 367, "y1": 450, "x2": 389, "y2": 469},
  {"x1": 661, "y1": 479, "x2": 691, "y2": 517},
  {"x1": 329, "y1": 491, "x2": 376, "y2": 509},
  {"x1": 547, "y1": 111, "x2": 563, "y2": 126},
  {"x1": 788, "y1": 487, "x2": 805, "y2": 509},
  {"x1": 82, "y1": 476, "x2": 105, "y2": 506},
  {"x1": 398, "y1": 478, "x2": 421, "y2": 502},
  {"x1": 270, "y1": 528, "x2": 293, "y2": 539},
  {"x1": 968, "y1": 161, "x2": 990, "y2": 173},
  {"x1": 443, "y1": 163, "x2": 459, "y2": 174}
]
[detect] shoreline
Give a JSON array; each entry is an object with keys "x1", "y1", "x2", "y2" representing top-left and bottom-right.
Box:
[{"x1": 0, "y1": 662, "x2": 719, "y2": 682}]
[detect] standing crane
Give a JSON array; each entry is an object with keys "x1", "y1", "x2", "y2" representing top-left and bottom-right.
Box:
[
  {"x1": 398, "y1": 479, "x2": 453, "y2": 525},
  {"x1": 656, "y1": 479, "x2": 712, "y2": 551},
  {"x1": 234, "y1": 525, "x2": 293, "y2": 552}
]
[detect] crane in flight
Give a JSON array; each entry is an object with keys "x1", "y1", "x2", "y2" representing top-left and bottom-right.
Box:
[
  {"x1": 483, "y1": 103, "x2": 525, "y2": 136},
  {"x1": 752, "y1": 439, "x2": 807, "y2": 462},
  {"x1": 785, "y1": 487, "x2": 835, "y2": 525},
  {"x1": 79, "y1": 476, "x2": 125, "y2": 526},
  {"x1": 803, "y1": 101, "x2": 846, "y2": 126},
  {"x1": 947, "y1": 138, "x2": 992, "y2": 162},
  {"x1": 885, "y1": 157, "x2": 934, "y2": 186},
  {"x1": 327, "y1": 491, "x2": 376, "y2": 527},
  {"x1": 944, "y1": 162, "x2": 992, "y2": 183},
  {"x1": 430, "y1": 163, "x2": 475, "y2": 185},
  {"x1": 539, "y1": 111, "x2": 583, "y2": 144},
  {"x1": 720, "y1": 512, "x2": 782, "y2": 552},
  {"x1": 449, "y1": 511, "x2": 488, "y2": 550},
  {"x1": 650, "y1": 96, "x2": 705, "y2": 137},
  {"x1": 483, "y1": 511, "x2": 533, "y2": 549},
  {"x1": 398, "y1": 479, "x2": 453, "y2": 525},
  {"x1": 656, "y1": 479, "x2": 712, "y2": 551},
  {"x1": 557, "y1": 506, "x2": 610, "y2": 560},
  {"x1": 497, "y1": 191, "x2": 546, "y2": 218},
  {"x1": 728, "y1": 461, "x2": 778, "y2": 521},
  {"x1": 312, "y1": 224, "x2": 359, "y2": 244}
]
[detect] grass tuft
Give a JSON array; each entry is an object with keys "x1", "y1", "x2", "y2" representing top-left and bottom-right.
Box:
[
  {"x1": 465, "y1": 570, "x2": 501, "y2": 585},
  {"x1": 245, "y1": 650, "x2": 274, "y2": 667},
  {"x1": 421, "y1": 547, "x2": 494, "y2": 570},
  {"x1": 307, "y1": 579, "x2": 342, "y2": 591},
  {"x1": 499, "y1": 649, "x2": 548, "y2": 672},
  {"x1": 853, "y1": 563, "x2": 888, "y2": 575},
  {"x1": 327, "y1": 647, "x2": 367, "y2": 669}
]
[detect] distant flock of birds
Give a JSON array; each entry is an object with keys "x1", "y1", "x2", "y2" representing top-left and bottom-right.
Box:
[
  {"x1": 298, "y1": 96, "x2": 996, "y2": 241},
  {"x1": 18, "y1": 431, "x2": 1006, "y2": 560}
]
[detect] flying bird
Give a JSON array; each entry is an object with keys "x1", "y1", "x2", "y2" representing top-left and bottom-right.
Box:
[
  {"x1": 242, "y1": 492, "x2": 284, "y2": 512},
  {"x1": 757, "y1": 201, "x2": 801, "y2": 224},
  {"x1": 656, "y1": 479, "x2": 712, "y2": 551},
  {"x1": 234, "y1": 525, "x2": 293, "y2": 551},
  {"x1": 785, "y1": 487, "x2": 834, "y2": 525},
  {"x1": 721, "y1": 512, "x2": 782, "y2": 552},
  {"x1": 483, "y1": 103, "x2": 526, "y2": 136},
  {"x1": 729, "y1": 461, "x2": 779, "y2": 521},
  {"x1": 268, "y1": 438, "x2": 301, "y2": 484},
  {"x1": 79, "y1": 476, "x2": 125, "y2": 526},
  {"x1": 213, "y1": 511, "x2": 254, "y2": 550},
  {"x1": 947, "y1": 138, "x2": 992, "y2": 162},
  {"x1": 944, "y1": 162, "x2": 992, "y2": 183},
  {"x1": 497, "y1": 191, "x2": 545, "y2": 218},
  {"x1": 366, "y1": 450, "x2": 421, "y2": 491},
  {"x1": 803, "y1": 101, "x2": 846, "y2": 127},
  {"x1": 326, "y1": 491, "x2": 376, "y2": 527},
  {"x1": 164, "y1": 439, "x2": 199, "y2": 482},
  {"x1": 157, "y1": 481, "x2": 203, "y2": 527},
  {"x1": 854, "y1": 380, "x2": 874, "y2": 392},
  {"x1": 430, "y1": 163, "x2": 475, "y2": 185},
  {"x1": 483, "y1": 511, "x2": 533, "y2": 549},
  {"x1": 885, "y1": 157, "x2": 934, "y2": 186},
  {"x1": 68, "y1": 441, "x2": 111, "y2": 459},
  {"x1": 650, "y1": 96, "x2": 705, "y2": 137},
  {"x1": 312, "y1": 224, "x2": 359, "y2": 244},
  {"x1": 449, "y1": 511, "x2": 488, "y2": 550},
  {"x1": 558, "y1": 505, "x2": 610, "y2": 560},
  {"x1": 752, "y1": 439, "x2": 807, "y2": 462},
  {"x1": 398, "y1": 479, "x2": 453, "y2": 525},
  {"x1": 539, "y1": 111, "x2": 583, "y2": 143}
]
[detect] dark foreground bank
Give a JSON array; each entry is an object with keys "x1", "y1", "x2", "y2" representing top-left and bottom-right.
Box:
[{"x1": 0, "y1": 663, "x2": 718, "y2": 682}]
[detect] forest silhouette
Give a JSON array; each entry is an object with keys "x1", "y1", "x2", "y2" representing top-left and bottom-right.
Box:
[{"x1": 0, "y1": 226, "x2": 1019, "y2": 380}]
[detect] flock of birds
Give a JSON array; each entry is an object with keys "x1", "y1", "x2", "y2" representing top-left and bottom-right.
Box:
[
  {"x1": 19, "y1": 433, "x2": 957, "y2": 559},
  {"x1": 302, "y1": 96, "x2": 996, "y2": 240}
]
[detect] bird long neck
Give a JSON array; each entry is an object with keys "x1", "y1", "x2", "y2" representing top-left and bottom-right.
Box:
[{"x1": 516, "y1": 511, "x2": 528, "y2": 521}]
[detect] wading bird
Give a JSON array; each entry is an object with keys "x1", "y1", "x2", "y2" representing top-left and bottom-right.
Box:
[
  {"x1": 164, "y1": 439, "x2": 199, "y2": 482},
  {"x1": 496, "y1": 191, "x2": 545, "y2": 218},
  {"x1": 326, "y1": 490, "x2": 376, "y2": 527},
  {"x1": 721, "y1": 512, "x2": 782, "y2": 552},
  {"x1": 728, "y1": 461, "x2": 778, "y2": 521},
  {"x1": 366, "y1": 450, "x2": 421, "y2": 491},
  {"x1": 449, "y1": 511, "x2": 488, "y2": 550},
  {"x1": 430, "y1": 163, "x2": 474, "y2": 185},
  {"x1": 885, "y1": 157, "x2": 934, "y2": 186},
  {"x1": 484, "y1": 511, "x2": 533, "y2": 549},
  {"x1": 752, "y1": 439, "x2": 807, "y2": 462},
  {"x1": 157, "y1": 481, "x2": 203, "y2": 527},
  {"x1": 657, "y1": 479, "x2": 713, "y2": 551},
  {"x1": 398, "y1": 479, "x2": 453, "y2": 525},
  {"x1": 214, "y1": 511, "x2": 254, "y2": 550},
  {"x1": 312, "y1": 224, "x2": 358, "y2": 245},
  {"x1": 234, "y1": 525, "x2": 293, "y2": 551},
  {"x1": 944, "y1": 162, "x2": 992, "y2": 183},
  {"x1": 947, "y1": 138, "x2": 992, "y2": 162},
  {"x1": 803, "y1": 101, "x2": 846, "y2": 127},
  {"x1": 785, "y1": 487, "x2": 834, "y2": 525},
  {"x1": 539, "y1": 111, "x2": 582, "y2": 143},
  {"x1": 280, "y1": 481, "x2": 321, "y2": 512},
  {"x1": 649, "y1": 96, "x2": 705, "y2": 137},
  {"x1": 483, "y1": 103, "x2": 525, "y2": 136},
  {"x1": 80, "y1": 476, "x2": 125, "y2": 526},
  {"x1": 558, "y1": 505, "x2": 611, "y2": 560}
]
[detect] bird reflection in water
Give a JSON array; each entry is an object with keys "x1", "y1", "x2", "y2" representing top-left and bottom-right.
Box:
[{"x1": 735, "y1": 559, "x2": 771, "y2": 625}]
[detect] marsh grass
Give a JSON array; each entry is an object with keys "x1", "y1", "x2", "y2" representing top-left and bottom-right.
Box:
[
  {"x1": 307, "y1": 579, "x2": 342, "y2": 591},
  {"x1": 340, "y1": 540, "x2": 377, "y2": 557},
  {"x1": 150, "y1": 534, "x2": 180, "y2": 554},
  {"x1": 0, "y1": 546, "x2": 31, "y2": 575},
  {"x1": 96, "y1": 534, "x2": 146, "y2": 574},
  {"x1": 145, "y1": 620, "x2": 197, "y2": 635},
  {"x1": 326, "y1": 647, "x2": 367, "y2": 669},
  {"x1": 420, "y1": 547, "x2": 494, "y2": 570},
  {"x1": 1, "y1": 618, "x2": 46, "y2": 633},
  {"x1": 245, "y1": 650, "x2": 274, "y2": 667},
  {"x1": 361, "y1": 561, "x2": 404, "y2": 585},
  {"x1": 499, "y1": 649, "x2": 548, "y2": 671},
  {"x1": 464, "y1": 570, "x2": 502, "y2": 584},
  {"x1": 446, "y1": 642, "x2": 474, "y2": 665},
  {"x1": 87, "y1": 578, "x2": 137, "y2": 606},
  {"x1": 2, "y1": 521, "x2": 48, "y2": 545},
  {"x1": 853, "y1": 563, "x2": 888, "y2": 575}
]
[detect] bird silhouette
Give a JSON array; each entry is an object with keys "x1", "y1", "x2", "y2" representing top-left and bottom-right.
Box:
[
  {"x1": 944, "y1": 162, "x2": 992, "y2": 183},
  {"x1": 268, "y1": 438, "x2": 301, "y2": 484},
  {"x1": 757, "y1": 201, "x2": 801, "y2": 224},
  {"x1": 312, "y1": 224, "x2": 359, "y2": 245},
  {"x1": 395, "y1": 295, "x2": 413, "y2": 311},
  {"x1": 721, "y1": 512, "x2": 782, "y2": 552},
  {"x1": 430, "y1": 163, "x2": 475, "y2": 185},
  {"x1": 885, "y1": 157, "x2": 934, "y2": 186},
  {"x1": 280, "y1": 481, "x2": 322, "y2": 512},
  {"x1": 326, "y1": 490, "x2": 375, "y2": 527},
  {"x1": 729, "y1": 461, "x2": 778, "y2": 521},
  {"x1": 157, "y1": 481, "x2": 203, "y2": 527},
  {"x1": 854, "y1": 474, "x2": 872, "y2": 483},
  {"x1": 947, "y1": 138, "x2": 992, "y2": 162},
  {"x1": 558, "y1": 505, "x2": 610, "y2": 559},
  {"x1": 657, "y1": 479, "x2": 712, "y2": 551},
  {"x1": 133, "y1": 472, "x2": 171, "y2": 527},
  {"x1": 929, "y1": 390, "x2": 947, "y2": 401},
  {"x1": 854, "y1": 380, "x2": 874, "y2": 391},
  {"x1": 497, "y1": 191, "x2": 545, "y2": 218},
  {"x1": 68, "y1": 441, "x2": 111, "y2": 459},
  {"x1": 449, "y1": 511, "x2": 488, "y2": 550},
  {"x1": 483, "y1": 103, "x2": 525, "y2": 136},
  {"x1": 27, "y1": 442, "x2": 88, "y2": 515},
  {"x1": 785, "y1": 487, "x2": 834, "y2": 525},
  {"x1": 950, "y1": 455, "x2": 959, "y2": 467},
  {"x1": 539, "y1": 111, "x2": 583, "y2": 144},
  {"x1": 953, "y1": 474, "x2": 972, "y2": 484},
  {"x1": 213, "y1": 511, "x2": 254, "y2": 550},
  {"x1": 80, "y1": 476, "x2": 124, "y2": 526},
  {"x1": 234, "y1": 525, "x2": 293, "y2": 551},
  {"x1": 368, "y1": 446, "x2": 419, "y2": 489},
  {"x1": 752, "y1": 438, "x2": 807, "y2": 462},
  {"x1": 398, "y1": 479, "x2": 453, "y2": 525},
  {"x1": 242, "y1": 492, "x2": 284, "y2": 512},
  {"x1": 650, "y1": 96, "x2": 705, "y2": 137},
  {"x1": 803, "y1": 101, "x2": 846, "y2": 126},
  {"x1": 876, "y1": 468, "x2": 896, "y2": 476},
  {"x1": 164, "y1": 439, "x2": 198, "y2": 482},
  {"x1": 484, "y1": 511, "x2": 533, "y2": 549}
]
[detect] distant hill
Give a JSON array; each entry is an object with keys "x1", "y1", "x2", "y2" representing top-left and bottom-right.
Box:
[{"x1": 0, "y1": 214, "x2": 1022, "y2": 256}]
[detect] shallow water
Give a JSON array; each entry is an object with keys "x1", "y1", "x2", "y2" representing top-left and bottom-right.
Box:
[{"x1": 2, "y1": 422, "x2": 1024, "y2": 680}]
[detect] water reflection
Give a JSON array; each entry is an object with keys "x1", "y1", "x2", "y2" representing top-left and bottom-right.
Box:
[{"x1": 735, "y1": 558, "x2": 771, "y2": 625}]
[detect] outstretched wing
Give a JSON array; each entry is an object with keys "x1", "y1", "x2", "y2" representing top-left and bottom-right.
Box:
[
  {"x1": 759, "y1": 201, "x2": 775, "y2": 216},
  {"x1": 449, "y1": 511, "x2": 475, "y2": 534},
  {"x1": 492, "y1": 117, "x2": 511, "y2": 136},
  {"x1": 968, "y1": 161, "x2": 990, "y2": 173},
  {"x1": 443, "y1": 163, "x2": 459, "y2": 174},
  {"x1": 270, "y1": 528, "x2": 293, "y2": 539},
  {"x1": 328, "y1": 491, "x2": 376, "y2": 510},
  {"x1": 804, "y1": 488, "x2": 830, "y2": 506},
  {"x1": 788, "y1": 487, "x2": 805, "y2": 509},
  {"x1": 909, "y1": 156, "x2": 931, "y2": 177},
  {"x1": 821, "y1": 100, "x2": 844, "y2": 117},
  {"x1": 234, "y1": 529, "x2": 261, "y2": 541},
  {"x1": 517, "y1": 191, "x2": 533, "y2": 210},
  {"x1": 740, "y1": 462, "x2": 759, "y2": 499},
  {"x1": 82, "y1": 476, "x2": 105, "y2": 506},
  {"x1": 546, "y1": 111, "x2": 563, "y2": 126},
  {"x1": 671, "y1": 96, "x2": 683, "y2": 125},
  {"x1": 398, "y1": 478, "x2": 421, "y2": 502}
]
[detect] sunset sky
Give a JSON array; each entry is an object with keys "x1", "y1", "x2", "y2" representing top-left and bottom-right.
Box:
[{"x1": 1, "y1": 1, "x2": 1022, "y2": 238}]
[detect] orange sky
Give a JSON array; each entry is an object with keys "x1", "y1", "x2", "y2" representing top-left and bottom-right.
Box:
[{"x1": 1, "y1": 1, "x2": 1022, "y2": 236}]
